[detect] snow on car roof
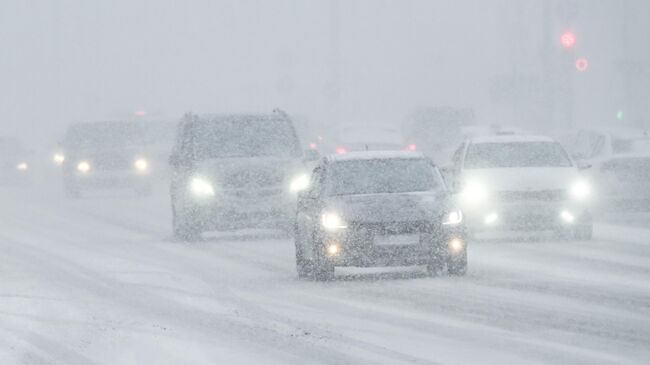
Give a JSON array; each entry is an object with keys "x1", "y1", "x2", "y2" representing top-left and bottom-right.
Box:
[
  {"x1": 327, "y1": 150, "x2": 426, "y2": 162},
  {"x1": 470, "y1": 134, "x2": 556, "y2": 144}
]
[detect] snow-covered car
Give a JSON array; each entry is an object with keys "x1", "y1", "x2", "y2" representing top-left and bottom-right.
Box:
[
  {"x1": 569, "y1": 128, "x2": 650, "y2": 204},
  {"x1": 0, "y1": 137, "x2": 32, "y2": 185},
  {"x1": 169, "y1": 111, "x2": 317, "y2": 240},
  {"x1": 294, "y1": 151, "x2": 467, "y2": 280},
  {"x1": 447, "y1": 135, "x2": 593, "y2": 239},
  {"x1": 61, "y1": 121, "x2": 158, "y2": 197}
]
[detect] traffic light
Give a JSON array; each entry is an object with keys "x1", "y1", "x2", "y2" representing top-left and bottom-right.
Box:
[{"x1": 560, "y1": 31, "x2": 576, "y2": 49}]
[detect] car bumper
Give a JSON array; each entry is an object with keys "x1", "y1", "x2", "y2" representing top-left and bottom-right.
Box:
[
  {"x1": 191, "y1": 192, "x2": 297, "y2": 230},
  {"x1": 66, "y1": 170, "x2": 152, "y2": 189},
  {"x1": 318, "y1": 225, "x2": 466, "y2": 267},
  {"x1": 464, "y1": 201, "x2": 590, "y2": 232}
]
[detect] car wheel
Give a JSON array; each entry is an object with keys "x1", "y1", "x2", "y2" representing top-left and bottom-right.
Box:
[
  {"x1": 573, "y1": 224, "x2": 593, "y2": 241},
  {"x1": 447, "y1": 249, "x2": 468, "y2": 276},
  {"x1": 172, "y1": 206, "x2": 202, "y2": 242},
  {"x1": 294, "y1": 227, "x2": 313, "y2": 279}
]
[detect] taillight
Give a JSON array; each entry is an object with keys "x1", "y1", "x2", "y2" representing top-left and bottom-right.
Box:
[
  {"x1": 406, "y1": 143, "x2": 417, "y2": 151},
  {"x1": 335, "y1": 147, "x2": 347, "y2": 154},
  {"x1": 309, "y1": 143, "x2": 318, "y2": 150}
]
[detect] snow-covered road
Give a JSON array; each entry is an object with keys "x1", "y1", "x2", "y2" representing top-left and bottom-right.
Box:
[{"x1": 1, "y1": 185, "x2": 649, "y2": 364}]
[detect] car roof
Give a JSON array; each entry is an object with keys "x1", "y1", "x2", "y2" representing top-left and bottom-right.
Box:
[
  {"x1": 326, "y1": 151, "x2": 427, "y2": 162},
  {"x1": 469, "y1": 134, "x2": 556, "y2": 144},
  {"x1": 193, "y1": 113, "x2": 288, "y2": 123}
]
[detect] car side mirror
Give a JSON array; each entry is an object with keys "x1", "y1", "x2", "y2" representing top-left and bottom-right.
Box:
[{"x1": 303, "y1": 149, "x2": 320, "y2": 162}]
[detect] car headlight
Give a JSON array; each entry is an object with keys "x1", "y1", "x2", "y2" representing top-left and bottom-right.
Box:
[
  {"x1": 442, "y1": 209, "x2": 463, "y2": 225},
  {"x1": 16, "y1": 162, "x2": 28, "y2": 171},
  {"x1": 289, "y1": 173, "x2": 310, "y2": 192},
  {"x1": 134, "y1": 158, "x2": 148, "y2": 171},
  {"x1": 190, "y1": 177, "x2": 215, "y2": 197},
  {"x1": 53, "y1": 153, "x2": 65, "y2": 165},
  {"x1": 321, "y1": 212, "x2": 347, "y2": 230},
  {"x1": 570, "y1": 180, "x2": 591, "y2": 201},
  {"x1": 461, "y1": 181, "x2": 487, "y2": 205},
  {"x1": 77, "y1": 161, "x2": 90, "y2": 173}
]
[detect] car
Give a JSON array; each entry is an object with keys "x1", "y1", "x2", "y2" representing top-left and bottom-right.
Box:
[
  {"x1": 294, "y1": 151, "x2": 466, "y2": 280},
  {"x1": 446, "y1": 135, "x2": 593, "y2": 240},
  {"x1": 0, "y1": 137, "x2": 32, "y2": 185},
  {"x1": 61, "y1": 121, "x2": 158, "y2": 197},
  {"x1": 568, "y1": 128, "x2": 650, "y2": 206},
  {"x1": 169, "y1": 110, "x2": 317, "y2": 240}
]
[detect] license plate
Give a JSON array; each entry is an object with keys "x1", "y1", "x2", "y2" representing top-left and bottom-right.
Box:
[{"x1": 374, "y1": 234, "x2": 420, "y2": 246}]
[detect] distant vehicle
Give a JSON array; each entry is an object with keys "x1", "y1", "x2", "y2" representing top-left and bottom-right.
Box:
[
  {"x1": 61, "y1": 121, "x2": 165, "y2": 197},
  {"x1": 402, "y1": 106, "x2": 475, "y2": 163},
  {"x1": 447, "y1": 135, "x2": 593, "y2": 239},
  {"x1": 568, "y1": 128, "x2": 650, "y2": 205},
  {"x1": 169, "y1": 111, "x2": 317, "y2": 240},
  {"x1": 0, "y1": 137, "x2": 32, "y2": 185},
  {"x1": 334, "y1": 124, "x2": 412, "y2": 154},
  {"x1": 294, "y1": 151, "x2": 466, "y2": 280}
]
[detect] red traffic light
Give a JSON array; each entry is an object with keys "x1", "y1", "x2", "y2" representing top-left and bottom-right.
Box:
[
  {"x1": 560, "y1": 31, "x2": 576, "y2": 49},
  {"x1": 575, "y1": 58, "x2": 589, "y2": 72}
]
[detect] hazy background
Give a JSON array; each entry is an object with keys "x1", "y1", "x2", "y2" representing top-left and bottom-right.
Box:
[{"x1": 1, "y1": 0, "x2": 648, "y2": 145}]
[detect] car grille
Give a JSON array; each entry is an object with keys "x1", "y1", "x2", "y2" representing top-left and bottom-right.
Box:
[
  {"x1": 497, "y1": 189, "x2": 567, "y2": 202},
  {"x1": 222, "y1": 169, "x2": 285, "y2": 189}
]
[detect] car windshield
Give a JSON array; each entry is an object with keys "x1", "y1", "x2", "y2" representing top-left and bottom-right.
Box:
[
  {"x1": 464, "y1": 141, "x2": 573, "y2": 168},
  {"x1": 193, "y1": 118, "x2": 301, "y2": 159},
  {"x1": 325, "y1": 158, "x2": 443, "y2": 196},
  {"x1": 612, "y1": 138, "x2": 650, "y2": 154},
  {"x1": 65, "y1": 123, "x2": 154, "y2": 149}
]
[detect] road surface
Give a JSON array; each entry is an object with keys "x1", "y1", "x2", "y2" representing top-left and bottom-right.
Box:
[{"x1": 1, "y1": 184, "x2": 649, "y2": 364}]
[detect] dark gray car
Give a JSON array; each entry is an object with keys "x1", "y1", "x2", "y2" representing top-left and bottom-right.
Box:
[{"x1": 294, "y1": 151, "x2": 467, "y2": 281}]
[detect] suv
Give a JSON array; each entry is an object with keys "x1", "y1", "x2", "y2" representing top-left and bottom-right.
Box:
[
  {"x1": 569, "y1": 128, "x2": 650, "y2": 205},
  {"x1": 169, "y1": 111, "x2": 315, "y2": 240},
  {"x1": 447, "y1": 135, "x2": 593, "y2": 239},
  {"x1": 295, "y1": 151, "x2": 466, "y2": 280},
  {"x1": 61, "y1": 121, "x2": 156, "y2": 197}
]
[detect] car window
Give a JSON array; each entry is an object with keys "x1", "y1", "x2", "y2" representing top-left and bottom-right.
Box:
[
  {"x1": 325, "y1": 158, "x2": 444, "y2": 196},
  {"x1": 464, "y1": 142, "x2": 573, "y2": 168}
]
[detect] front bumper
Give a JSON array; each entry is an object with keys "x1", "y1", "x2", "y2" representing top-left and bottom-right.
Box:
[
  {"x1": 464, "y1": 200, "x2": 590, "y2": 232},
  {"x1": 190, "y1": 190, "x2": 297, "y2": 230},
  {"x1": 317, "y1": 223, "x2": 466, "y2": 267},
  {"x1": 66, "y1": 170, "x2": 152, "y2": 189}
]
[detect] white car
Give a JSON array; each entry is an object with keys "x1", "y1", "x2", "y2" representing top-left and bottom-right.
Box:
[
  {"x1": 569, "y1": 128, "x2": 650, "y2": 204},
  {"x1": 447, "y1": 135, "x2": 593, "y2": 239}
]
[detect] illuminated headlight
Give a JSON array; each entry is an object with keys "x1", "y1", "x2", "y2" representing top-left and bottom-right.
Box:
[
  {"x1": 448, "y1": 238, "x2": 465, "y2": 253},
  {"x1": 190, "y1": 177, "x2": 215, "y2": 197},
  {"x1": 461, "y1": 181, "x2": 487, "y2": 205},
  {"x1": 53, "y1": 153, "x2": 65, "y2": 164},
  {"x1": 560, "y1": 210, "x2": 575, "y2": 223},
  {"x1": 442, "y1": 209, "x2": 463, "y2": 225},
  {"x1": 321, "y1": 212, "x2": 347, "y2": 230},
  {"x1": 570, "y1": 180, "x2": 591, "y2": 201},
  {"x1": 289, "y1": 173, "x2": 310, "y2": 192},
  {"x1": 16, "y1": 162, "x2": 28, "y2": 171},
  {"x1": 77, "y1": 161, "x2": 90, "y2": 173},
  {"x1": 134, "y1": 158, "x2": 149, "y2": 171}
]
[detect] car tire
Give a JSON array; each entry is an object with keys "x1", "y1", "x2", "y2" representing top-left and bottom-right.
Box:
[
  {"x1": 447, "y1": 249, "x2": 468, "y2": 276},
  {"x1": 294, "y1": 228, "x2": 313, "y2": 279},
  {"x1": 172, "y1": 206, "x2": 202, "y2": 242},
  {"x1": 312, "y1": 261, "x2": 335, "y2": 281}
]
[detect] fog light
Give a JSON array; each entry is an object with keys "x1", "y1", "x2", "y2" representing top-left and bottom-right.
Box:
[
  {"x1": 560, "y1": 210, "x2": 575, "y2": 223},
  {"x1": 449, "y1": 238, "x2": 464, "y2": 253},
  {"x1": 484, "y1": 212, "x2": 498, "y2": 225},
  {"x1": 326, "y1": 243, "x2": 340, "y2": 256}
]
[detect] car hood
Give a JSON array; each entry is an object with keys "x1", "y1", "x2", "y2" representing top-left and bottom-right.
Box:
[
  {"x1": 323, "y1": 191, "x2": 448, "y2": 224},
  {"x1": 195, "y1": 157, "x2": 306, "y2": 190},
  {"x1": 461, "y1": 167, "x2": 580, "y2": 192}
]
